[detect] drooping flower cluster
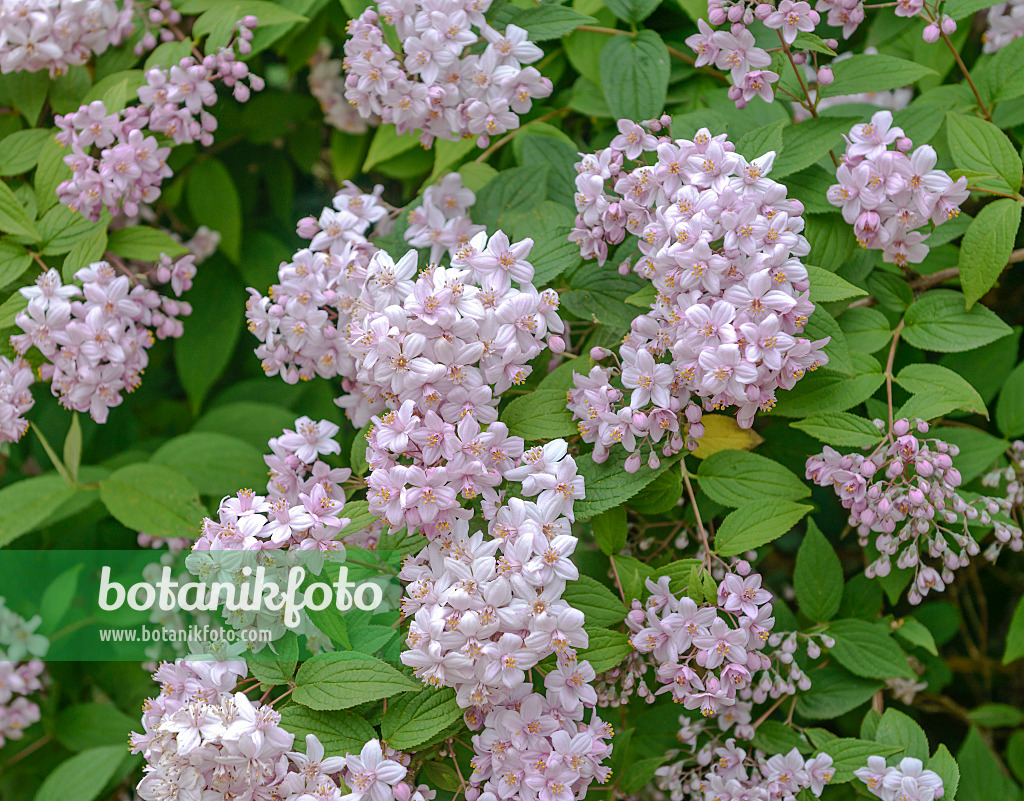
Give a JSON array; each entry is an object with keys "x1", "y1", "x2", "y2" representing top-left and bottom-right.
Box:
[
  {"x1": 342, "y1": 1, "x2": 552, "y2": 147},
  {"x1": 855, "y1": 756, "x2": 944, "y2": 801},
  {"x1": 3, "y1": 261, "x2": 194, "y2": 436},
  {"x1": 655, "y1": 741, "x2": 835, "y2": 801},
  {"x1": 984, "y1": 0, "x2": 1024, "y2": 51},
  {"x1": 404, "y1": 173, "x2": 485, "y2": 263},
  {"x1": 0, "y1": 598, "x2": 47, "y2": 748},
  {"x1": 828, "y1": 110, "x2": 968, "y2": 269},
  {"x1": 54, "y1": 16, "x2": 262, "y2": 221},
  {"x1": 807, "y1": 418, "x2": 1022, "y2": 605},
  {"x1": 567, "y1": 124, "x2": 827, "y2": 465},
  {"x1": 309, "y1": 43, "x2": 373, "y2": 134},
  {"x1": 0, "y1": 0, "x2": 134, "y2": 75},
  {"x1": 398, "y1": 438, "x2": 612, "y2": 801},
  {"x1": 248, "y1": 177, "x2": 562, "y2": 431},
  {"x1": 981, "y1": 440, "x2": 1024, "y2": 561},
  {"x1": 131, "y1": 659, "x2": 418, "y2": 801}
]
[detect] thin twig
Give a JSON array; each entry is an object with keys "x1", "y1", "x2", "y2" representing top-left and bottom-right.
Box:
[{"x1": 884, "y1": 319, "x2": 905, "y2": 436}]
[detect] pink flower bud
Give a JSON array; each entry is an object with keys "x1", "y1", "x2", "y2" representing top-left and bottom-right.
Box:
[
  {"x1": 894, "y1": 419, "x2": 911, "y2": 436},
  {"x1": 792, "y1": 52, "x2": 806, "y2": 65},
  {"x1": 624, "y1": 453, "x2": 642, "y2": 473},
  {"x1": 590, "y1": 346, "x2": 609, "y2": 360},
  {"x1": 816, "y1": 67, "x2": 834, "y2": 85},
  {"x1": 548, "y1": 335, "x2": 565, "y2": 354},
  {"x1": 825, "y1": 38, "x2": 838, "y2": 49},
  {"x1": 394, "y1": 784, "x2": 412, "y2": 801},
  {"x1": 922, "y1": 23, "x2": 940, "y2": 42},
  {"x1": 941, "y1": 14, "x2": 956, "y2": 33},
  {"x1": 755, "y1": 3, "x2": 772, "y2": 18},
  {"x1": 709, "y1": 7, "x2": 727, "y2": 23}
]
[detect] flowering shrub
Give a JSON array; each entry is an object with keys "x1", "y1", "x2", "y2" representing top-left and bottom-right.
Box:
[{"x1": 5, "y1": 0, "x2": 1024, "y2": 800}]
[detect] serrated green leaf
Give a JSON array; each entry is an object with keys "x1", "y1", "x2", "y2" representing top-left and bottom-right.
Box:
[
  {"x1": 946, "y1": 113, "x2": 1023, "y2": 193},
  {"x1": 795, "y1": 520, "x2": 843, "y2": 621},
  {"x1": 960, "y1": 199, "x2": 1021, "y2": 308},
  {"x1": 502, "y1": 389, "x2": 577, "y2": 440},
  {"x1": 697, "y1": 450, "x2": 809, "y2": 507},
  {"x1": 599, "y1": 31, "x2": 669, "y2": 121},
  {"x1": 381, "y1": 688, "x2": 462, "y2": 749},
  {"x1": 903, "y1": 289, "x2": 1012, "y2": 353},
  {"x1": 99, "y1": 463, "x2": 205, "y2": 539},
  {"x1": 827, "y1": 619, "x2": 916, "y2": 680},
  {"x1": 714, "y1": 500, "x2": 812, "y2": 557},
  {"x1": 821, "y1": 55, "x2": 938, "y2": 99},
  {"x1": 293, "y1": 652, "x2": 420, "y2": 710}
]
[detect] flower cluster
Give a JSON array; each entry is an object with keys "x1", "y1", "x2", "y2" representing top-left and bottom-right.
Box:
[
  {"x1": 248, "y1": 177, "x2": 562, "y2": 431},
  {"x1": 981, "y1": 440, "x2": 1024, "y2": 559},
  {"x1": 342, "y1": 1, "x2": 552, "y2": 147},
  {"x1": 625, "y1": 569, "x2": 778, "y2": 719},
  {"x1": 398, "y1": 439, "x2": 612, "y2": 801},
  {"x1": 655, "y1": 742, "x2": 835, "y2": 801},
  {"x1": 0, "y1": 598, "x2": 47, "y2": 748},
  {"x1": 807, "y1": 418, "x2": 1022, "y2": 604},
  {"x1": 984, "y1": 0, "x2": 1024, "y2": 51},
  {"x1": 0, "y1": 356, "x2": 35, "y2": 444},
  {"x1": 54, "y1": 16, "x2": 262, "y2": 221},
  {"x1": 3, "y1": 260, "x2": 194, "y2": 437},
  {"x1": 131, "y1": 659, "x2": 419, "y2": 801},
  {"x1": 0, "y1": 0, "x2": 134, "y2": 75},
  {"x1": 855, "y1": 756, "x2": 944, "y2": 801},
  {"x1": 309, "y1": 43, "x2": 373, "y2": 134},
  {"x1": 828, "y1": 110, "x2": 968, "y2": 269},
  {"x1": 405, "y1": 173, "x2": 485, "y2": 263},
  {"x1": 567, "y1": 124, "x2": 827, "y2": 466}
]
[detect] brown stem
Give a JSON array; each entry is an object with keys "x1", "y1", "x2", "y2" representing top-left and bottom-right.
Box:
[
  {"x1": 884, "y1": 319, "x2": 905, "y2": 436},
  {"x1": 966, "y1": 185, "x2": 1022, "y2": 200},
  {"x1": 4, "y1": 734, "x2": 52, "y2": 767},
  {"x1": 681, "y1": 458, "x2": 714, "y2": 565},
  {"x1": 940, "y1": 31, "x2": 991, "y2": 120},
  {"x1": 778, "y1": 32, "x2": 839, "y2": 167}
]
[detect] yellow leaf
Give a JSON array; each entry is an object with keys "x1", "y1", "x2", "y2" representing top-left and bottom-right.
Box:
[{"x1": 690, "y1": 414, "x2": 763, "y2": 460}]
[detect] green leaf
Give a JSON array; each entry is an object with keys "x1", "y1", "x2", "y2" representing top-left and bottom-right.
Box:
[
  {"x1": 34, "y1": 134, "x2": 70, "y2": 214},
  {"x1": 997, "y1": 360, "x2": 1024, "y2": 437},
  {"x1": 5, "y1": 70, "x2": 49, "y2": 125},
  {"x1": 193, "y1": 0, "x2": 306, "y2": 49},
  {"x1": 697, "y1": 450, "x2": 809, "y2": 507},
  {"x1": 827, "y1": 619, "x2": 916, "y2": 680},
  {"x1": 807, "y1": 265, "x2": 868, "y2": 303},
  {"x1": 928, "y1": 745, "x2": 961, "y2": 801},
  {"x1": 893, "y1": 617, "x2": 939, "y2": 656},
  {"x1": 248, "y1": 632, "x2": 298, "y2": 686},
  {"x1": 381, "y1": 688, "x2": 463, "y2": 749},
  {"x1": 714, "y1": 500, "x2": 812, "y2": 557},
  {"x1": 577, "y1": 627, "x2": 632, "y2": 673},
  {"x1": 894, "y1": 363, "x2": 987, "y2": 419},
  {"x1": 194, "y1": 401, "x2": 299, "y2": 450},
  {"x1": 592, "y1": 504, "x2": 627, "y2": 555},
  {"x1": 502, "y1": 389, "x2": 577, "y2": 440},
  {"x1": 562, "y1": 575, "x2": 628, "y2": 627},
  {"x1": 38, "y1": 204, "x2": 105, "y2": 256},
  {"x1": 364, "y1": 126, "x2": 421, "y2": 172},
  {"x1": 99, "y1": 463, "x2": 205, "y2": 539},
  {"x1": 839, "y1": 306, "x2": 892, "y2": 353},
  {"x1": 83, "y1": 70, "x2": 146, "y2": 113},
  {"x1": 820, "y1": 738, "x2": 904, "y2": 783},
  {"x1": 794, "y1": 520, "x2": 843, "y2": 621},
  {"x1": 751, "y1": 721, "x2": 811, "y2": 756},
  {"x1": 599, "y1": 31, "x2": 670, "y2": 121},
  {"x1": 1004, "y1": 595, "x2": 1024, "y2": 664},
  {"x1": 279, "y1": 706, "x2": 376, "y2": 756},
  {"x1": 876, "y1": 708, "x2": 930, "y2": 761},
  {"x1": 735, "y1": 120, "x2": 786, "y2": 161},
  {"x1": 968, "y1": 703, "x2": 1024, "y2": 729},
  {"x1": 34, "y1": 745, "x2": 135, "y2": 801},
  {"x1": 293, "y1": 651, "x2": 421, "y2": 710},
  {"x1": 62, "y1": 412, "x2": 82, "y2": 486},
  {"x1": 0, "y1": 128, "x2": 52, "y2": 176},
  {"x1": 960, "y1": 199, "x2": 1021, "y2": 307},
  {"x1": 475, "y1": 165, "x2": 550, "y2": 229},
  {"x1": 959, "y1": 728, "x2": 1021, "y2": 801},
  {"x1": 54, "y1": 703, "x2": 139, "y2": 752},
  {"x1": 946, "y1": 113, "x2": 1023, "y2": 192},
  {"x1": 605, "y1": 0, "x2": 661, "y2": 23},
  {"x1": 106, "y1": 225, "x2": 188, "y2": 261},
  {"x1": 0, "y1": 178, "x2": 39, "y2": 240},
  {"x1": 944, "y1": 0, "x2": 999, "y2": 18},
  {"x1": 151, "y1": 432, "x2": 268, "y2": 497},
  {"x1": 0, "y1": 237, "x2": 32, "y2": 289},
  {"x1": 38, "y1": 563, "x2": 83, "y2": 636},
  {"x1": 574, "y1": 450, "x2": 679, "y2": 520},
  {"x1": 174, "y1": 263, "x2": 245, "y2": 413},
  {"x1": 793, "y1": 31, "x2": 838, "y2": 55},
  {"x1": 509, "y1": 5, "x2": 597, "y2": 39},
  {"x1": 772, "y1": 353, "x2": 885, "y2": 417},
  {"x1": 791, "y1": 411, "x2": 885, "y2": 447},
  {"x1": 63, "y1": 224, "x2": 108, "y2": 281},
  {"x1": 821, "y1": 55, "x2": 938, "y2": 99},
  {"x1": 186, "y1": 159, "x2": 241, "y2": 262},
  {"x1": 903, "y1": 289, "x2": 1012, "y2": 352},
  {"x1": 796, "y1": 664, "x2": 883, "y2": 720},
  {"x1": 0, "y1": 474, "x2": 78, "y2": 547},
  {"x1": 774, "y1": 116, "x2": 860, "y2": 178}
]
